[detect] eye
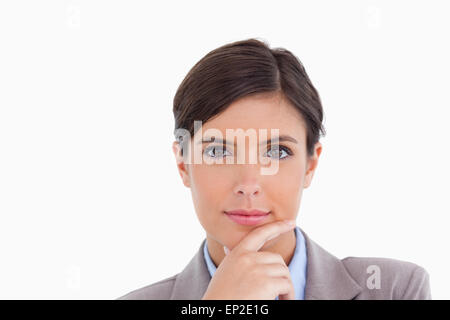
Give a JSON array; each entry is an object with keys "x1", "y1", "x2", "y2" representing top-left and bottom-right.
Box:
[
  {"x1": 263, "y1": 145, "x2": 293, "y2": 160},
  {"x1": 204, "y1": 145, "x2": 232, "y2": 158}
]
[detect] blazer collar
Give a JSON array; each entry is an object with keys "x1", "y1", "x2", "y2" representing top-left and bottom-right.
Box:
[{"x1": 170, "y1": 227, "x2": 362, "y2": 300}]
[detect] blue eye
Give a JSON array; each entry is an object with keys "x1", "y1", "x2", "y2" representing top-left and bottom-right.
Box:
[
  {"x1": 264, "y1": 145, "x2": 293, "y2": 160},
  {"x1": 204, "y1": 145, "x2": 232, "y2": 158}
]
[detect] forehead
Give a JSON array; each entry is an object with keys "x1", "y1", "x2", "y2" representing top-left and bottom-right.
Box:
[{"x1": 200, "y1": 92, "x2": 306, "y2": 142}]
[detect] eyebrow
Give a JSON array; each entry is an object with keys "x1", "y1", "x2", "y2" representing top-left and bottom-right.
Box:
[{"x1": 197, "y1": 135, "x2": 298, "y2": 146}]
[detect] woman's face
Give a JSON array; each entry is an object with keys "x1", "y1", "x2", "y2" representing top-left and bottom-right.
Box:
[{"x1": 172, "y1": 92, "x2": 322, "y2": 252}]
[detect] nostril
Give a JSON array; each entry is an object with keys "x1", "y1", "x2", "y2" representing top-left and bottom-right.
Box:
[{"x1": 234, "y1": 184, "x2": 262, "y2": 196}]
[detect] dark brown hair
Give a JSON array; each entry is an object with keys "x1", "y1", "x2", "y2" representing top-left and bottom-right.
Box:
[{"x1": 173, "y1": 38, "x2": 326, "y2": 158}]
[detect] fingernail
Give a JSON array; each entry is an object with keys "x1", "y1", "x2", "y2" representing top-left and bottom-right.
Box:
[{"x1": 223, "y1": 246, "x2": 229, "y2": 255}]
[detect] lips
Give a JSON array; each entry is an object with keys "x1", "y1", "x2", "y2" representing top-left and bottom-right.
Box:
[
  {"x1": 225, "y1": 209, "x2": 271, "y2": 216},
  {"x1": 224, "y1": 209, "x2": 271, "y2": 226}
]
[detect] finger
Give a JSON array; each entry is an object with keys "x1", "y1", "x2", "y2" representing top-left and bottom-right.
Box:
[
  {"x1": 247, "y1": 251, "x2": 286, "y2": 265},
  {"x1": 257, "y1": 263, "x2": 291, "y2": 279},
  {"x1": 277, "y1": 278, "x2": 295, "y2": 300},
  {"x1": 234, "y1": 220, "x2": 296, "y2": 253}
]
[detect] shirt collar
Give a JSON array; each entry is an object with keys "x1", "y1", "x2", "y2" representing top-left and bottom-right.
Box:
[{"x1": 203, "y1": 225, "x2": 308, "y2": 300}]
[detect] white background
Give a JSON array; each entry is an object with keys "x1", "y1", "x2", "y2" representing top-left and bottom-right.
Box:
[{"x1": 0, "y1": 0, "x2": 449, "y2": 299}]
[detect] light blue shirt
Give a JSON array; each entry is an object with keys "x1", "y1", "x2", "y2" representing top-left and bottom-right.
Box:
[{"x1": 203, "y1": 226, "x2": 307, "y2": 300}]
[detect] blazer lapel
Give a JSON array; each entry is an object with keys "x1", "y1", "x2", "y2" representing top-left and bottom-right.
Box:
[
  {"x1": 170, "y1": 228, "x2": 363, "y2": 300},
  {"x1": 170, "y1": 239, "x2": 211, "y2": 299},
  {"x1": 300, "y1": 228, "x2": 363, "y2": 300}
]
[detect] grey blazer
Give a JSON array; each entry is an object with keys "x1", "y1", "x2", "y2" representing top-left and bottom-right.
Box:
[{"x1": 117, "y1": 228, "x2": 431, "y2": 300}]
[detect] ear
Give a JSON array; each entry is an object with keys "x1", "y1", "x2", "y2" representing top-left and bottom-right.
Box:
[
  {"x1": 172, "y1": 141, "x2": 191, "y2": 188},
  {"x1": 304, "y1": 142, "x2": 322, "y2": 189}
]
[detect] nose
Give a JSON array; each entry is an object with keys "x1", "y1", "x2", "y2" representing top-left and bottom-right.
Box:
[
  {"x1": 233, "y1": 180, "x2": 262, "y2": 197},
  {"x1": 232, "y1": 162, "x2": 263, "y2": 198}
]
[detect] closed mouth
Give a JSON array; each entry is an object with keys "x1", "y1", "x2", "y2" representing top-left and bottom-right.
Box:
[{"x1": 224, "y1": 210, "x2": 271, "y2": 216}]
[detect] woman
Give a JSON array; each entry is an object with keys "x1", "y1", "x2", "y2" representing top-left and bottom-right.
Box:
[{"x1": 118, "y1": 38, "x2": 431, "y2": 300}]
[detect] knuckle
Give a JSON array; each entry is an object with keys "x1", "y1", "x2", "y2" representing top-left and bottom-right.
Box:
[
  {"x1": 275, "y1": 263, "x2": 290, "y2": 278},
  {"x1": 273, "y1": 253, "x2": 286, "y2": 264},
  {"x1": 238, "y1": 252, "x2": 254, "y2": 266},
  {"x1": 265, "y1": 251, "x2": 284, "y2": 261},
  {"x1": 251, "y1": 264, "x2": 265, "y2": 277}
]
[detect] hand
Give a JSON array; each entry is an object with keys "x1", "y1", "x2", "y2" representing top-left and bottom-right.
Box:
[{"x1": 201, "y1": 220, "x2": 296, "y2": 300}]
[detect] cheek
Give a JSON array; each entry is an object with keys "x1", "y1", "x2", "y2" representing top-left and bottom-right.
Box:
[
  {"x1": 268, "y1": 163, "x2": 304, "y2": 214},
  {"x1": 189, "y1": 165, "x2": 229, "y2": 218}
]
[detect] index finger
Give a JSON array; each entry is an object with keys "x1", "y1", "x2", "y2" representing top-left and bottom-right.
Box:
[{"x1": 233, "y1": 220, "x2": 296, "y2": 253}]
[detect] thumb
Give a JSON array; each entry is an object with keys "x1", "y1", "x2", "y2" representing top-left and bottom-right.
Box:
[{"x1": 223, "y1": 246, "x2": 230, "y2": 255}]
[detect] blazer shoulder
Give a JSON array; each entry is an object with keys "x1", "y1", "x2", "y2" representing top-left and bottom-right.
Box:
[
  {"x1": 116, "y1": 274, "x2": 179, "y2": 300},
  {"x1": 341, "y1": 256, "x2": 431, "y2": 299}
]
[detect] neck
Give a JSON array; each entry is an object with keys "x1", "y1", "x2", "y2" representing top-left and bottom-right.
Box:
[{"x1": 206, "y1": 228, "x2": 297, "y2": 268}]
